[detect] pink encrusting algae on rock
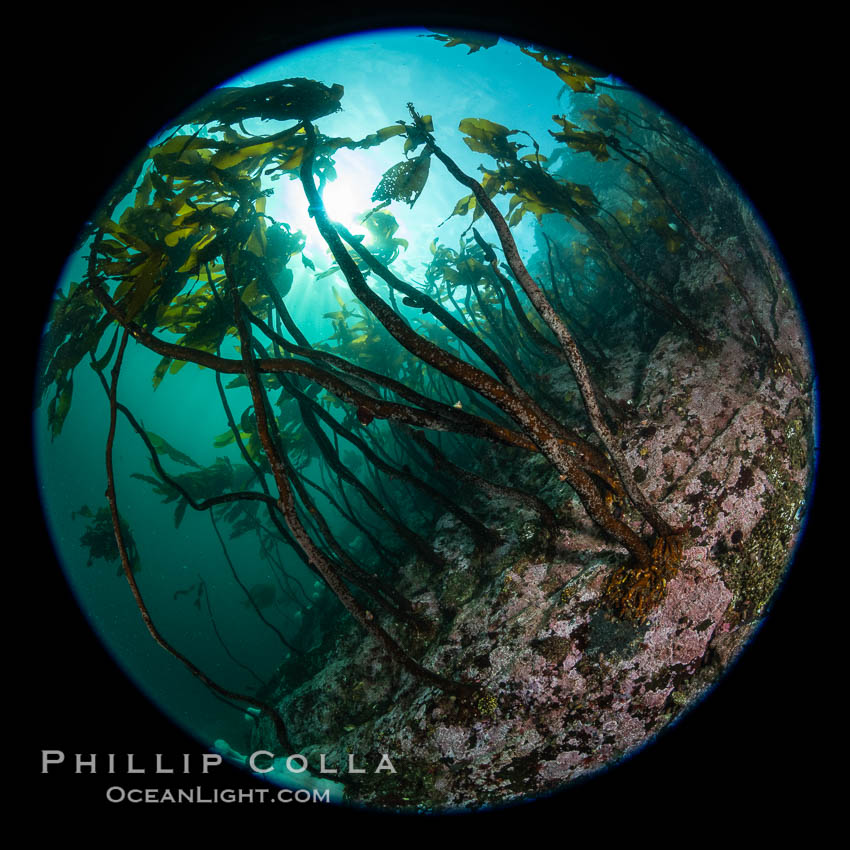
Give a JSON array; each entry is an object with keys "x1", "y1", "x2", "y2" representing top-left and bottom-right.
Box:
[{"x1": 251, "y1": 214, "x2": 815, "y2": 811}]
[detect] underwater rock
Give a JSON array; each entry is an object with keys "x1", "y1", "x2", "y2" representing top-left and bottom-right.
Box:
[{"x1": 249, "y1": 259, "x2": 814, "y2": 810}]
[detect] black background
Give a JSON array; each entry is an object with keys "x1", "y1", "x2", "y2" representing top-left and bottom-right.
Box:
[{"x1": 21, "y1": 3, "x2": 830, "y2": 831}]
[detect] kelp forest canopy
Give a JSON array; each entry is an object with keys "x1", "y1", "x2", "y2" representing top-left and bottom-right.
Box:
[{"x1": 37, "y1": 32, "x2": 797, "y2": 741}]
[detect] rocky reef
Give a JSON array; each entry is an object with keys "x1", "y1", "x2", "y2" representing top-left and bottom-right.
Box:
[{"x1": 251, "y1": 226, "x2": 815, "y2": 811}]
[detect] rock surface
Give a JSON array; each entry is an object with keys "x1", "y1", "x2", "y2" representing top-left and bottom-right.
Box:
[{"x1": 252, "y1": 221, "x2": 815, "y2": 812}]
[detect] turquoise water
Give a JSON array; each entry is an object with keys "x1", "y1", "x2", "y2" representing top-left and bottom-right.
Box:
[{"x1": 35, "y1": 28, "x2": 591, "y2": 751}]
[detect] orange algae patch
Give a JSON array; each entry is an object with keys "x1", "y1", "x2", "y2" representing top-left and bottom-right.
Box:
[{"x1": 603, "y1": 535, "x2": 685, "y2": 620}]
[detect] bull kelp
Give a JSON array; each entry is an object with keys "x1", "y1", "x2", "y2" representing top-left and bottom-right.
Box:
[{"x1": 35, "y1": 27, "x2": 816, "y2": 810}]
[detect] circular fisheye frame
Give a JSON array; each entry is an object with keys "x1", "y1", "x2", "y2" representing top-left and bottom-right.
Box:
[{"x1": 34, "y1": 26, "x2": 817, "y2": 812}]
